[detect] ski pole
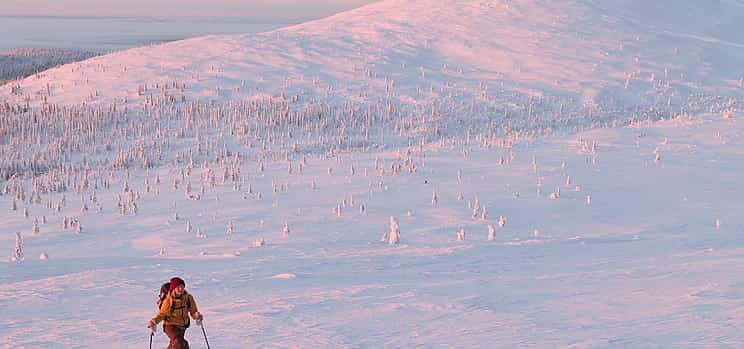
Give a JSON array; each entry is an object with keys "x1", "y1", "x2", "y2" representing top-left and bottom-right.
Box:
[
  {"x1": 148, "y1": 324, "x2": 156, "y2": 349},
  {"x1": 200, "y1": 321, "x2": 211, "y2": 349}
]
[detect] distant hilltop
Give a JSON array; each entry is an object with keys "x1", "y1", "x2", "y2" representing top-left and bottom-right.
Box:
[{"x1": 2, "y1": 0, "x2": 743, "y2": 110}]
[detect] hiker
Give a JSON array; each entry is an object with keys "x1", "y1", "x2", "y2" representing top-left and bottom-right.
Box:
[{"x1": 148, "y1": 277, "x2": 203, "y2": 349}]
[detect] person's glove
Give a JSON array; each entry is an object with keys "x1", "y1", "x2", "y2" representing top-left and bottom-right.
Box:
[
  {"x1": 148, "y1": 319, "x2": 156, "y2": 334},
  {"x1": 195, "y1": 312, "x2": 204, "y2": 326}
]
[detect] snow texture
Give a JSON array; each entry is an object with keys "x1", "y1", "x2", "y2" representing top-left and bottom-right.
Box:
[{"x1": 2, "y1": 0, "x2": 744, "y2": 348}]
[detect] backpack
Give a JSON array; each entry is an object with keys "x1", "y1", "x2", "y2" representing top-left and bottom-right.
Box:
[{"x1": 156, "y1": 282, "x2": 191, "y2": 328}]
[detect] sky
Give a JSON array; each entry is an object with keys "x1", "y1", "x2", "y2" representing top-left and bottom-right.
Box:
[{"x1": 0, "y1": 0, "x2": 376, "y2": 18}]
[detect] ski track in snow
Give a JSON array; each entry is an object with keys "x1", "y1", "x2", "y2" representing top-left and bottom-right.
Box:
[{"x1": 2, "y1": 0, "x2": 744, "y2": 348}]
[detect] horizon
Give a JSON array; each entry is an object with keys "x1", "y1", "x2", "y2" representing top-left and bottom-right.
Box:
[{"x1": 0, "y1": 0, "x2": 376, "y2": 18}]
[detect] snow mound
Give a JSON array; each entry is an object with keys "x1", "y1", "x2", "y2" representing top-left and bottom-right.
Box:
[
  {"x1": 271, "y1": 273, "x2": 298, "y2": 280},
  {"x1": 2, "y1": 0, "x2": 743, "y2": 110}
]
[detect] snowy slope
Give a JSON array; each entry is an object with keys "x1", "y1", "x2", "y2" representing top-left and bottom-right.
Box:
[
  {"x1": 2, "y1": 113, "x2": 744, "y2": 348},
  {"x1": 2, "y1": 1, "x2": 744, "y2": 348},
  {"x1": 2, "y1": 0, "x2": 743, "y2": 110}
]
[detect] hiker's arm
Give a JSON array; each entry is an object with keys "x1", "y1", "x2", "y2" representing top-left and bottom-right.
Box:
[
  {"x1": 189, "y1": 295, "x2": 202, "y2": 320},
  {"x1": 152, "y1": 296, "x2": 171, "y2": 324}
]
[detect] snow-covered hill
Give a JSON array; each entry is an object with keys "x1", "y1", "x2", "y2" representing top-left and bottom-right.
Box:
[
  {"x1": 2, "y1": 1, "x2": 744, "y2": 348},
  {"x1": 2, "y1": 0, "x2": 743, "y2": 110}
]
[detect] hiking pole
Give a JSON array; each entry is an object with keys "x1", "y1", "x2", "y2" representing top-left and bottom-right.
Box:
[
  {"x1": 148, "y1": 330, "x2": 154, "y2": 349},
  {"x1": 199, "y1": 320, "x2": 211, "y2": 349}
]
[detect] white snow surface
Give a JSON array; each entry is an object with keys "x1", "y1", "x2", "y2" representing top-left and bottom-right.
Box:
[
  {"x1": 2, "y1": 0, "x2": 744, "y2": 348},
  {"x1": 2, "y1": 0, "x2": 744, "y2": 108},
  {"x1": 3, "y1": 113, "x2": 744, "y2": 348}
]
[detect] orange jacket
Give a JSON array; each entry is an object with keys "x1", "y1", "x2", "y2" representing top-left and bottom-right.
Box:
[{"x1": 152, "y1": 291, "x2": 200, "y2": 327}]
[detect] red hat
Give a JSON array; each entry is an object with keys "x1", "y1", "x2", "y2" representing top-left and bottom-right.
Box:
[{"x1": 169, "y1": 277, "x2": 185, "y2": 291}]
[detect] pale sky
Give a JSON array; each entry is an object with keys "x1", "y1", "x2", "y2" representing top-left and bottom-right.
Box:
[{"x1": 0, "y1": 0, "x2": 376, "y2": 18}]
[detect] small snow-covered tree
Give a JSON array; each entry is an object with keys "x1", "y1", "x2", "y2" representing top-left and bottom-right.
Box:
[
  {"x1": 481, "y1": 206, "x2": 488, "y2": 220},
  {"x1": 432, "y1": 191, "x2": 438, "y2": 207},
  {"x1": 382, "y1": 216, "x2": 400, "y2": 244},
  {"x1": 186, "y1": 220, "x2": 192, "y2": 234},
  {"x1": 282, "y1": 222, "x2": 290, "y2": 237},
  {"x1": 31, "y1": 218, "x2": 40, "y2": 235},
  {"x1": 227, "y1": 221, "x2": 234, "y2": 236},
  {"x1": 498, "y1": 215, "x2": 506, "y2": 228},
  {"x1": 457, "y1": 228, "x2": 465, "y2": 241},
  {"x1": 13, "y1": 232, "x2": 23, "y2": 261},
  {"x1": 487, "y1": 224, "x2": 495, "y2": 241}
]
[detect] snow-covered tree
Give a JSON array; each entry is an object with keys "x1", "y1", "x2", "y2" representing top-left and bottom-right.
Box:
[
  {"x1": 487, "y1": 224, "x2": 495, "y2": 241},
  {"x1": 457, "y1": 228, "x2": 466, "y2": 241},
  {"x1": 31, "y1": 218, "x2": 40, "y2": 235},
  {"x1": 282, "y1": 222, "x2": 290, "y2": 237},
  {"x1": 382, "y1": 216, "x2": 401, "y2": 244},
  {"x1": 12, "y1": 232, "x2": 23, "y2": 261}
]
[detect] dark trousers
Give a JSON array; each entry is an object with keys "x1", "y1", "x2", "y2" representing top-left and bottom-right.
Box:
[{"x1": 164, "y1": 325, "x2": 189, "y2": 349}]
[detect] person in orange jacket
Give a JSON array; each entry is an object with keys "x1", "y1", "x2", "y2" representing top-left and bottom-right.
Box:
[{"x1": 148, "y1": 277, "x2": 203, "y2": 349}]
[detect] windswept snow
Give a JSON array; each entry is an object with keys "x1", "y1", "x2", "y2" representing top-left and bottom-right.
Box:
[
  {"x1": 3, "y1": 0, "x2": 744, "y2": 110},
  {"x1": 2, "y1": 0, "x2": 744, "y2": 348}
]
